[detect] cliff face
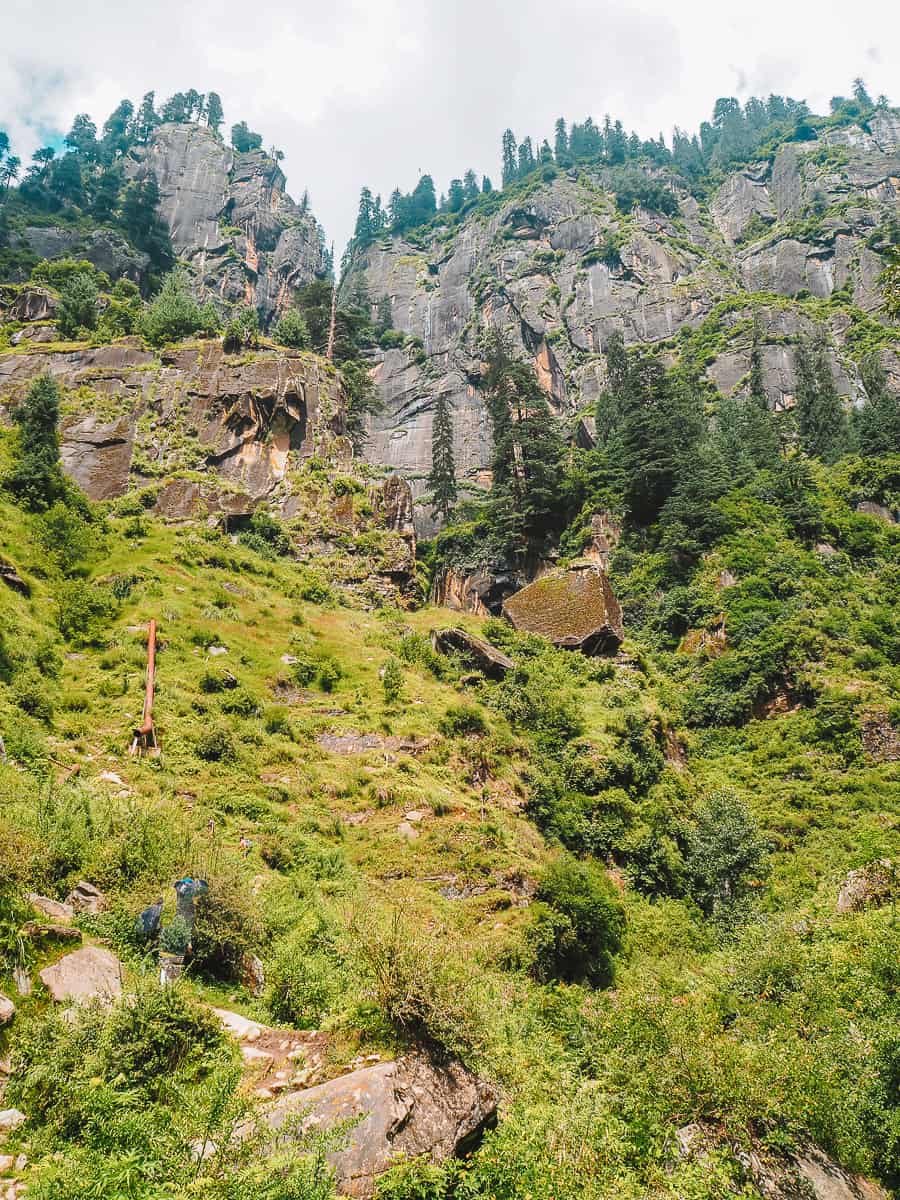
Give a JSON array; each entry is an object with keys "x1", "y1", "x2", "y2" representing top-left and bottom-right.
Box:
[
  {"x1": 127, "y1": 123, "x2": 328, "y2": 325},
  {"x1": 0, "y1": 336, "x2": 345, "y2": 516},
  {"x1": 345, "y1": 114, "x2": 900, "y2": 529}
]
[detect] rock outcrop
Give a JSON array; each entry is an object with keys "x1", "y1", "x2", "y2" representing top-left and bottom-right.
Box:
[
  {"x1": 127, "y1": 122, "x2": 327, "y2": 325},
  {"x1": 262, "y1": 1054, "x2": 499, "y2": 1197},
  {"x1": 0, "y1": 339, "x2": 345, "y2": 511},
  {"x1": 431, "y1": 627, "x2": 514, "y2": 678},
  {"x1": 502, "y1": 563, "x2": 624, "y2": 654},
  {"x1": 39, "y1": 946, "x2": 123, "y2": 1004},
  {"x1": 8, "y1": 229, "x2": 149, "y2": 285},
  {"x1": 836, "y1": 860, "x2": 896, "y2": 914},
  {"x1": 344, "y1": 130, "x2": 899, "y2": 530}
]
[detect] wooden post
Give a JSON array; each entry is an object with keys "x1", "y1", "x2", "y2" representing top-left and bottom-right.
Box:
[{"x1": 130, "y1": 619, "x2": 160, "y2": 756}]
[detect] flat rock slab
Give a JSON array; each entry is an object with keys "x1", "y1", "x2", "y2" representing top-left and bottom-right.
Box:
[
  {"x1": 262, "y1": 1054, "x2": 498, "y2": 1197},
  {"x1": 0, "y1": 1111, "x2": 25, "y2": 1134},
  {"x1": 26, "y1": 894, "x2": 74, "y2": 923},
  {"x1": 39, "y1": 946, "x2": 122, "y2": 1004},
  {"x1": 431, "y1": 628, "x2": 514, "y2": 679}
]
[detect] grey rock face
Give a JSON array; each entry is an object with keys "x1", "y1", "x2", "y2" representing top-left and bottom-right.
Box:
[
  {"x1": 128, "y1": 123, "x2": 327, "y2": 326},
  {"x1": 346, "y1": 132, "x2": 896, "y2": 531},
  {"x1": 262, "y1": 1054, "x2": 499, "y2": 1197},
  {"x1": 12, "y1": 228, "x2": 149, "y2": 284},
  {"x1": 710, "y1": 172, "x2": 774, "y2": 243}
]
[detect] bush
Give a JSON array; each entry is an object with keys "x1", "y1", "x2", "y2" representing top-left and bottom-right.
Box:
[
  {"x1": 272, "y1": 308, "x2": 310, "y2": 349},
  {"x1": 684, "y1": 790, "x2": 768, "y2": 925},
  {"x1": 56, "y1": 271, "x2": 99, "y2": 338},
  {"x1": 527, "y1": 853, "x2": 624, "y2": 987},
  {"x1": 55, "y1": 579, "x2": 118, "y2": 645},
  {"x1": 318, "y1": 657, "x2": 342, "y2": 692},
  {"x1": 352, "y1": 909, "x2": 485, "y2": 1061},
  {"x1": 382, "y1": 657, "x2": 403, "y2": 705},
  {"x1": 195, "y1": 726, "x2": 237, "y2": 762},
  {"x1": 36, "y1": 501, "x2": 100, "y2": 575},
  {"x1": 266, "y1": 912, "x2": 345, "y2": 1027},
  {"x1": 191, "y1": 868, "x2": 265, "y2": 980},
  {"x1": 439, "y1": 702, "x2": 488, "y2": 737},
  {"x1": 159, "y1": 914, "x2": 191, "y2": 955},
  {"x1": 137, "y1": 268, "x2": 220, "y2": 346},
  {"x1": 223, "y1": 305, "x2": 260, "y2": 353}
]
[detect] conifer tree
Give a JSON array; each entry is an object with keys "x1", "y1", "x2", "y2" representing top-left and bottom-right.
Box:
[
  {"x1": 794, "y1": 332, "x2": 849, "y2": 462},
  {"x1": 554, "y1": 118, "x2": 569, "y2": 165},
  {"x1": 857, "y1": 353, "x2": 900, "y2": 456},
  {"x1": 501, "y1": 129, "x2": 517, "y2": 187},
  {"x1": 462, "y1": 169, "x2": 479, "y2": 201},
  {"x1": 428, "y1": 392, "x2": 458, "y2": 521},
  {"x1": 134, "y1": 93, "x2": 160, "y2": 143},
  {"x1": 205, "y1": 92, "x2": 225, "y2": 134},
  {"x1": 447, "y1": 178, "x2": 465, "y2": 212},
  {"x1": 5, "y1": 374, "x2": 69, "y2": 510}
]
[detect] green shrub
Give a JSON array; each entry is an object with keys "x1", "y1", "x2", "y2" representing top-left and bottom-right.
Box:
[
  {"x1": 195, "y1": 726, "x2": 237, "y2": 762},
  {"x1": 382, "y1": 657, "x2": 403, "y2": 705},
  {"x1": 684, "y1": 790, "x2": 768, "y2": 925},
  {"x1": 289, "y1": 656, "x2": 319, "y2": 687},
  {"x1": 137, "y1": 268, "x2": 219, "y2": 346},
  {"x1": 56, "y1": 272, "x2": 99, "y2": 338},
  {"x1": 223, "y1": 305, "x2": 260, "y2": 353},
  {"x1": 219, "y1": 687, "x2": 260, "y2": 718},
  {"x1": 36, "y1": 501, "x2": 100, "y2": 575},
  {"x1": 318, "y1": 658, "x2": 342, "y2": 692},
  {"x1": 527, "y1": 853, "x2": 624, "y2": 987},
  {"x1": 55, "y1": 579, "x2": 117, "y2": 645},
  {"x1": 272, "y1": 308, "x2": 310, "y2": 349},
  {"x1": 159, "y1": 914, "x2": 191, "y2": 955},
  {"x1": 439, "y1": 702, "x2": 488, "y2": 737},
  {"x1": 191, "y1": 868, "x2": 265, "y2": 981},
  {"x1": 263, "y1": 705, "x2": 293, "y2": 736}
]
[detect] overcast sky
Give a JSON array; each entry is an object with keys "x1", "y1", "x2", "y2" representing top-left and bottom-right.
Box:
[{"x1": 2, "y1": 0, "x2": 898, "y2": 254}]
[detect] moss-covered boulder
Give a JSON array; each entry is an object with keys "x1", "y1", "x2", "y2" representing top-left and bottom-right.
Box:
[{"x1": 501, "y1": 563, "x2": 624, "y2": 654}]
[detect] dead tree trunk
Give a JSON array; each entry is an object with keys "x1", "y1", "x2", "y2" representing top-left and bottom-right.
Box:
[{"x1": 130, "y1": 619, "x2": 160, "y2": 757}]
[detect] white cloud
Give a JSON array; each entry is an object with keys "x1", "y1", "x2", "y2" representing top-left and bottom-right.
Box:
[{"x1": 1, "y1": 0, "x2": 898, "y2": 253}]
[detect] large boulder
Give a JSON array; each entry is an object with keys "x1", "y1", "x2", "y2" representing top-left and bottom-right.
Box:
[
  {"x1": 64, "y1": 881, "x2": 106, "y2": 915},
  {"x1": 39, "y1": 946, "x2": 122, "y2": 1004},
  {"x1": 502, "y1": 563, "x2": 624, "y2": 654},
  {"x1": 0, "y1": 995, "x2": 14, "y2": 1026},
  {"x1": 431, "y1": 628, "x2": 514, "y2": 679},
  {"x1": 261, "y1": 1054, "x2": 498, "y2": 1197},
  {"x1": 836, "y1": 860, "x2": 896, "y2": 914}
]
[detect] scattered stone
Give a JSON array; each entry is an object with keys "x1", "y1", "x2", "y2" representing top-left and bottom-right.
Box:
[
  {"x1": 0, "y1": 1111, "x2": 25, "y2": 1135},
  {"x1": 502, "y1": 563, "x2": 624, "y2": 655},
  {"x1": 241, "y1": 1046, "x2": 275, "y2": 1067},
  {"x1": 0, "y1": 1156, "x2": 13, "y2": 1173},
  {"x1": 430, "y1": 628, "x2": 513, "y2": 679},
  {"x1": 861, "y1": 711, "x2": 900, "y2": 763},
  {"x1": 836, "y1": 860, "x2": 896, "y2": 914},
  {"x1": 396, "y1": 821, "x2": 419, "y2": 841},
  {"x1": 11, "y1": 969, "x2": 30, "y2": 998},
  {"x1": 0, "y1": 559, "x2": 29, "y2": 598},
  {"x1": 64, "y1": 881, "x2": 106, "y2": 915},
  {"x1": 259, "y1": 1054, "x2": 498, "y2": 1197},
  {"x1": 26, "y1": 894, "x2": 74, "y2": 923},
  {"x1": 98, "y1": 770, "x2": 125, "y2": 787},
  {"x1": 207, "y1": 645, "x2": 228, "y2": 657},
  {"x1": 20, "y1": 921, "x2": 82, "y2": 943},
  {"x1": 815, "y1": 542, "x2": 839, "y2": 557},
  {"x1": 0, "y1": 996, "x2": 13, "y2": 1027},
  {"x1": 39, "y1": 946, "x2": 123, "y2": 1004},
  {"x1": 403, "y1": 810, "x2": 425, "y2": 824},
  {"x1": 212, "y1": 1008, "x2": 264, "y2": 1042}
]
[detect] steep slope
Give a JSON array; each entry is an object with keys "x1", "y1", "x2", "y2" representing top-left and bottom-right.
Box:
[
  {"x1": 127, "y1": 122, "x2": 328, "y2": 323},
  {"x1": 344, "y1": 113, "x2": 900, "y2": 528}
]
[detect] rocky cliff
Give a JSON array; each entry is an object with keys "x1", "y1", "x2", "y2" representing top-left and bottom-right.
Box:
[
  {"x1": 0, "y1": 331, "x2": 344, "y2": 515},
  {"x1": 127, "y1": 122, "x2": 328, "y2": 324},
  {"x1": 344, "y1": 112, "x2": 900, "y2": 530}
]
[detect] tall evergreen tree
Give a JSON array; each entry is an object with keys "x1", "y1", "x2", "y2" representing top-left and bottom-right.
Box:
[
  {"x1": 857, "y1": 353, "x2": 900, "y2": 456},
  {"x1": 501, "y1": 129, "x2": 517, "y2": 187},
  {"x1": 447, "y1": 178, "x2": 465, "y2": 212},
  {"x1": 554, "y1": 118, "x2": 569, "y2": 165},
  {"x1": 354, "y1": 186, "x2": 375, "y2": 246},
  {"x1": 133, "y1": 93, "x2": 160, "y2": 143},
  {"x1": 462, "y1": 169, "x2": 479, "y2": 201},
  {"x1": 517, "y1": 137, "x2": 535, "y2": 177},
  {"x1": 428, "y1": 392, "x2": 458, "y2": 521},
  {"x1": 794, "y1": 332, "x2": 849, "y2": 463},
  {"x1": 5, "y1": 374, "x2": 69, "y2": 510},
  {"x1": 205, "y1": 92, "x2": 224, "y2": 135}
]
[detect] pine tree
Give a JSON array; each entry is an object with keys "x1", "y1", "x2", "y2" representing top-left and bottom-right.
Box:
[
  {"x1": 794, "y1": 332, "x2": 849, "y2": 462},
  {"x1": 741, "y1": 319, "x2": 780, "y2": 467},
  {"x1": 428, "y1": 392, "x2": 457, "y2": 521},
  {"x1": 517, "y1": 138, "x2": 535, "y2": 177},
  {"x1": 354, "y1": 186, "x2": 375, "y2": 246},
  {"x1": 447, "y1": 178, "x2": 465, "y2": 212},
  {"x1": 481, "y1": 176, "x2": 493, "y2": 194},
  {"x1": 134, "y1": 93, "x2": 160, "y2": 143},
  {"x1": 5, "y1": 374, "x2": 69, "y2": 510},
  {"x1": 501, "y1": 129, "x2": 517, "y2": 187},
  {"x1": 205, "y1": 92, "x2": 224, "y2": 135},
  {"x1": 462, "y1": 169, "x2": 479, "y2": 201},
  {"x1": 554, "y1": 118, "x2": 569, "y2": 165},
  {"x1": 857, "y1": 353, "x2": 900, "y2": 456}
]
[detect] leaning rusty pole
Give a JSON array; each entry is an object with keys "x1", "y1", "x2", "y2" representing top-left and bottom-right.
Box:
[{"x1": 130, "y1": 619, "x2": 160, "y2": 757}]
